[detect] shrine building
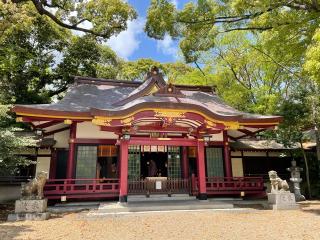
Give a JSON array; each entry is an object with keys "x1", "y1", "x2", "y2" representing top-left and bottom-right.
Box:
[{"x1": 12, "y1": 67, "x2": 282, "y2": 202}]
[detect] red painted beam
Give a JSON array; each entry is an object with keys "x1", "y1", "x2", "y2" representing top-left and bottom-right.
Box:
[
  {"x1": 235, "y1": 128, "x2": 267, "y2": 140},
  {"x1": 128, "y1": 137, "x2": 198, "y2": 146},
  {"x1": 197, "y1": 140, "x2": 207, "y2": 200},
  {"x1": 119, "y1": 140, "x2": 129, "y2": 202},
  {"x1": 182, "y1": 146, "x2": 189, "y2": 179},
  {"x1": 137, "y1": 125, "x2": 192, "y2": 133},
  {"x1": 73, "y1": 139, "x2": 117, "y2": 145},
  {"x1": 66, "y1": 123, "x2": 77, "y2": 179},
  {"x1": 223, "y1": 131, "x2": 232, "y2": 178},
  {"x1": 34, "y1": 120, "x2": 63, "y2": 129},
  {"x1": 43, "y1": 126, "x2": 70, "y2": 137}
]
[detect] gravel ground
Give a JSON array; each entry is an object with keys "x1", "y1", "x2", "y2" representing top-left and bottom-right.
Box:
[{"x1": 0, "y1": 201, "x2": 320, "y2": 240}]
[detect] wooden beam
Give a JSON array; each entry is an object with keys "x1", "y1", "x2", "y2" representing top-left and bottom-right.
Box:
[
  {"x1": 34, "y1": 120, "x2": 63, "y2": 129},
  {"x1": 43, "y1": 126, "x2": 70, "y2": 136},
  {"x1": 128, "y1": 137, "x2": 199, "y2": 146},
  {"x1": 73, "y1": 139, "x2": 117, "y2": 145}
]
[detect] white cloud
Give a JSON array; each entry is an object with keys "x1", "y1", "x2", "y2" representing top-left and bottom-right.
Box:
[
  {"x1": 106, "y1": 18, "x2": 144, "y2": 60},
  {"x1": 170, "y1": 0, "x2": 178, "y2": 8},
  {"x1": 156, "y1": 34, "x2": 178, "y2": 59}
]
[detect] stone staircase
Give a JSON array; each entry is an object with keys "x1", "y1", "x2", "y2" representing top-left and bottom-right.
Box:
[{"x1": 127, "y1": 194, "x2": 196, "y2": 203}]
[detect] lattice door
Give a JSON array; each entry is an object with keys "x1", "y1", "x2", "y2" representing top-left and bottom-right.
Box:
[
  {"x1": 128, "y1": 145, "x2": 141, "y2": 180},
  {"x1": 167, "y1": 146, "x2": 181, "y2": 179},
  {"x1": 206, "y1": 147, "x2": 224, "y2": 177}
]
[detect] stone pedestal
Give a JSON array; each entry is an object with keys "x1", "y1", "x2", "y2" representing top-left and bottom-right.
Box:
[
  {"x1": 267, "y1": 192, "x2": 299, "y2": 210},
  {"x1": 7, "y1": 199, "x2": 50, "y2": 221}
]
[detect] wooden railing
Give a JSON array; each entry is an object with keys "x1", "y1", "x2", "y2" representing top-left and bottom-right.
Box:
[
  {"x1": 191, "y1": 175, "x2": 265, "y2": 196},
  {"x1": 44, "y1": 178, "x2": 119, "y2": 200},
  {"x1": 128, "y1": 178, "x2": 190, "y2": 195}
]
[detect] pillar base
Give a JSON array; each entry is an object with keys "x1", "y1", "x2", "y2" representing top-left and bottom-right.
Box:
[
  {"x1": 119, "y1": 195, "x2": 127, "y2": 203},
  {"x1": 198, "y1": 193, "x2": 207, "y2": 200}
]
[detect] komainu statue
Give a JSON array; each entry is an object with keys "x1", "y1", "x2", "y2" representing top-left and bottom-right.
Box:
[
  {"x1": 268, "y1": 170, "x2": 289, "y2": 193},
  {"x1": 21, "y1": 171, "x2": 48, "y2": 199}
]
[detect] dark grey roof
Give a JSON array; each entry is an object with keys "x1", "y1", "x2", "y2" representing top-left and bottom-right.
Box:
[
  {"x1": 14, "y1": 76, "x2": 281, "y2": 122},
  {"x1": 230, "y1": 139, "x2": 299, "y2": 150}
]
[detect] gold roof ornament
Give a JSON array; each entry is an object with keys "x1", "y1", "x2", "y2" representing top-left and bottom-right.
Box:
[
  {"x1": 224, "y1": 121, "x2": 241, "y2": 130},
  {"x1": 92, "y1": 118, "x2": 111, "y2": 126},
  {"x1": 205, "y1": 120, "x2": 217, "y2": 128},
  {"x1": 121, "y1": 117, "x2": 134, "y2": 126},
  {"x1": 64, "y1": 119, "x2": 72, "y2": 125},
  {"x1": 154, "y1": 109, "x2": 185, "y2": 118},
  {"x1": 16, "y1": 117, "x2": 23, "y2": 122}
]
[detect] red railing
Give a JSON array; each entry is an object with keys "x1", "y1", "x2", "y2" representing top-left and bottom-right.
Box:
[
  {"x1": 191, "y1": 175, "x2": 265, "y2": 196},
  {"x1": 128, "y1": 178, "x2": 190, "y2": 195},
  {"x1": 44, "y1": 178, "x2": 119, "y2": 200}
]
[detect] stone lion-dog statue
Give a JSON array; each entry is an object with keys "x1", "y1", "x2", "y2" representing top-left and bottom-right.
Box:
[
  {"x1": 268, "y1": 170, "x2": 289, "y2": 193},
  {"x1": 21, "y1": 171, "x2": 48, "y2": 199}
]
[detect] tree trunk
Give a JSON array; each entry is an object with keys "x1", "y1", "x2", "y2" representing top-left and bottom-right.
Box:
[
  {"x1": 314, "y1": 126, "x2": 320, "y2": 178},
  {"x1": 300, "y1": 140, "x2": 312, "y2": 199}
]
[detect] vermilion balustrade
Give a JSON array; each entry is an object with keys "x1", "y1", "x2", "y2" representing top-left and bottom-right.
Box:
[
  {"x1": 128, "y1": 178, "x2": 189, "y2": 195},
  {"x1": 44, "y1": 178, "x2": 119, "y2": 199},
  {"x1": 191, "y1": 175, "x2": 265, "y2": 196}
]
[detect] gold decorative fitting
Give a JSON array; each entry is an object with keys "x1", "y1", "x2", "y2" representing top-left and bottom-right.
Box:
[
  {"x1": 16, "y1": 117, "x2": 23, "y2": 122},
  {"x1": 69, "y1": 139, "x2": 75, "y2": 143},
  {"x1": 121, "y1": 117, "x2": 134, "y2": 126},
  {"x1": 64, "y1": 119, "x2": 72, "y2": 125},
  {"x1": 92, "y1": 118, "x2": 111, "y2": 126},
  {"x1": 154, "y1": 110, "x2": 185, "y2": 118},
  {"x1": 224, "y1": 121, "x2": 240, "y2": 130},
  {"x1": 205, "y1": 120, "x2": 217, "y2": 128}
]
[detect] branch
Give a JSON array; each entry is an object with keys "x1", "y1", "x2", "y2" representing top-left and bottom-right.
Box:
[
  {"x1": 219, "y1": 26, "x2": 274, "y2": 34},
  {"x1": 30, "y1": 0, "x2": 120, "y2": 38},
  {"x1": 178, "y1": 6, "x2": 277, "y2": 25}
]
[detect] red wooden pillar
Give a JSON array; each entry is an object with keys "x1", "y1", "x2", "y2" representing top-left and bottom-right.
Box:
[
  {"x1": 119, "y1": 140, "x2": 129, "y2": 202},
  {"x1": 66, "y1": 122, "x2": 77, "y2": 179},
  {"x1": 197, "y1": 140, "x2": 207, "y2": 200},
  {"x1": 223, "y1": 130, "x2": 232, "y2": 178},
  {"x1": 181, "y1": 146, "x2": 189, "y2": 179}
]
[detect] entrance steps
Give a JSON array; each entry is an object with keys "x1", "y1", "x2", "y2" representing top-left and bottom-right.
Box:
[
  {"x1": 127, "y1": 194, "x2": 196, "y2": 203},
  {"x1": 95, "y1": 199, "x2": 234, "y2": 214}
]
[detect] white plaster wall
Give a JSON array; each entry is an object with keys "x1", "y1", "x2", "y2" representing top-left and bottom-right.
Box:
[
  {"x1": 37, "y1": 148, "x2": 51, "y2": 155},
  {"x1": 267, "y1": 151, "x2": 282, "y2": 157},
  {"x1": 231, "y1": 157, "x2": 244, "y2": 177},
  {"x1": 36, "y1": 157, "x2": 51, "y2": 176},
  {"x1": 210, "y1": 132, "x2": 223, "y2": 141},
  {"x1": 243, "y1": 151, "x2": 267, "y2": 157},
  {"x1": 231, "y1": 151, "x2": 242, "y2": 157},
  {"x1": 76, "y1": 121, "x2": 118, "y2": 139},
  {"x1": 54, "y1": 129, "x2": 70, "y2": 148}
]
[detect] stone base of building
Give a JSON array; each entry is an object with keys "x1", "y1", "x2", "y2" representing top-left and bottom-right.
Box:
[
  {"x1": 267, "y1": 192, "x2": 299, "y2": 210},
  {"x1": 198, "y1": 193, "x2": 208, "y2": 200},
  {"x1": 7, "y1": 198, "x2": 50, "y2": 221},
  {"x1": 7, "y1": 212, "x2": 50, "y2": 221}
]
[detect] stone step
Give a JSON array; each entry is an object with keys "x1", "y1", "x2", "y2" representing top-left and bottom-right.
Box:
[
  {"x1": 97, "y1": 200, "x2": 234, "y2": 214},
  {"x1": 127, "y1": 194, "x2": 196, "y2": 202}
]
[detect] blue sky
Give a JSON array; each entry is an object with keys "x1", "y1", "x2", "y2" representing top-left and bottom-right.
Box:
[{"x1": 106, "y1": 0, "x2": 191, "y2": 63}]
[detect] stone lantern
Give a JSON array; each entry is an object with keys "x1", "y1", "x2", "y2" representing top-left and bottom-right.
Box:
[{"x1": 287, "y1": 160, "x2": 306, "y2": 202}]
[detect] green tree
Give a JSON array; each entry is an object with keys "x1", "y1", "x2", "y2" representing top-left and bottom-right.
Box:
[
  {"x1": 0, "y1": 2, "x2": 122, "y2": 104},
  {"x1": 274, "y1": 88, "x2": 314, "y2": 198},
  {"x1": 145, "y1": 0, "x2": 320, "y2": 63},
  {"x1": 2, "y1": 0, "x2": 137, "y2": 38},
  {"x1": 0, "y1": 105, "x2": 35, "y2": 175},
  {"x1": 118, "y1": 58, "x2": 195, "y2": 82}
]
